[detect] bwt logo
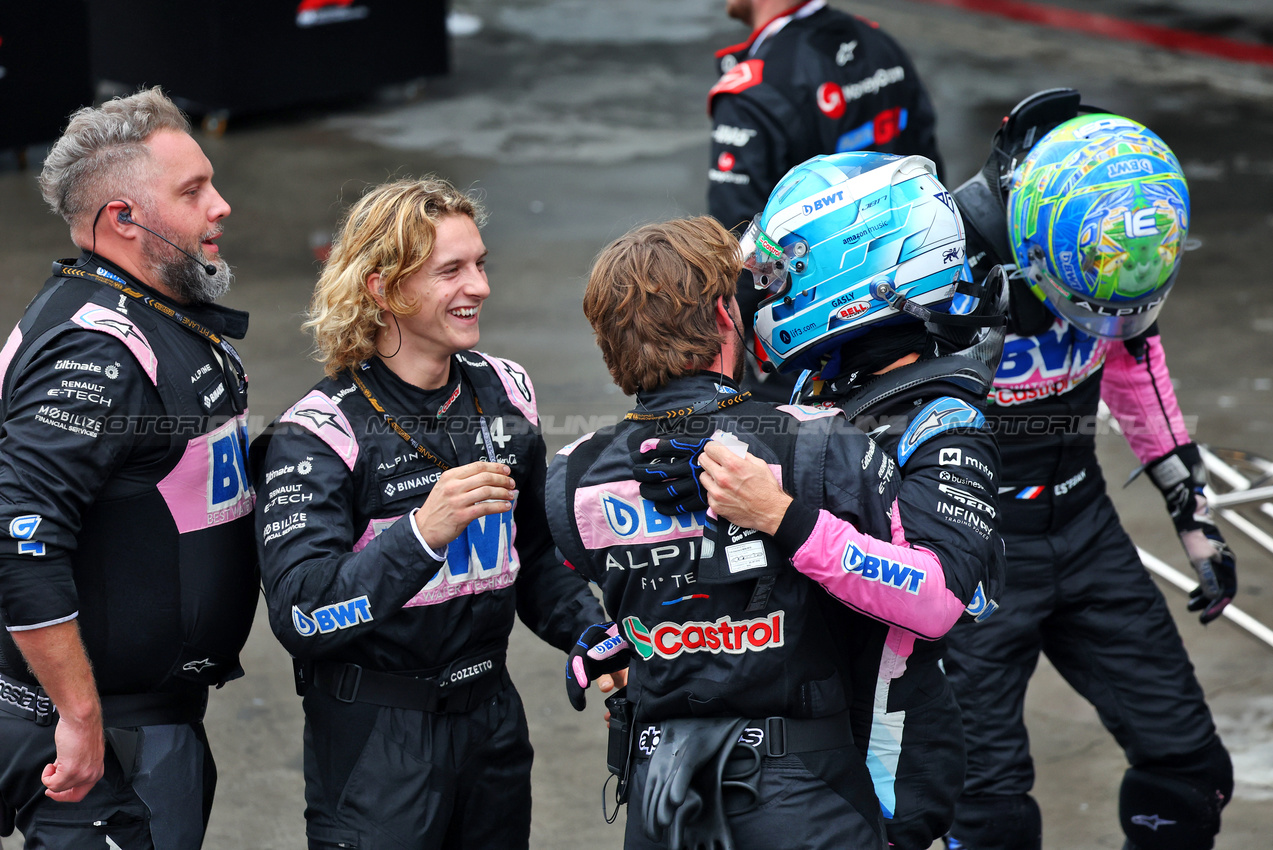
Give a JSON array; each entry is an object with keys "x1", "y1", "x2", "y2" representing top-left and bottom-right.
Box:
[
  {"x1": 208, "y1": 424, "x2": 251, "y2": 512},
  {"x1": 842, "y1": 543, "x2": 925, "y2": 593},
  {"x1": 293, "y1": 595, "x2": 373, "y2": 636},
  {"x1": 420, "y1": 509, "x2": 516, "y2": 593},
  {"x1": 8, "y1": 515, "x2": 45, "y2": 557},
  {"x1": 1109, "y1": 158, "x2": 1153, "y2": 178},
  {"x1": 602, "y1": 493, "x2": 705, "y2": 540},
  {"x1": 964, "y1": 583, "x2": 998, "y2": 622},
  {"x1": 803, "y1": 190, "x2": 844, "y2": 215}
]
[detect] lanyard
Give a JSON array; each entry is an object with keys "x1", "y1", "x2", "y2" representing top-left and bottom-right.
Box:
[
  {"x1": 350, "y1": 357, "x2": 497, "y2": 473},
  {"x1": 624, "y1": 389, "x2": 751, "y2": 423},
  {"x1": 55, "y1": 264, "x2": 247, "y2": 391}
]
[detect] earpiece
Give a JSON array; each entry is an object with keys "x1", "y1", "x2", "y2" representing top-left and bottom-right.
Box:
[{"x1": 115, "y1": 203, "x2": 216, "y2": 276}]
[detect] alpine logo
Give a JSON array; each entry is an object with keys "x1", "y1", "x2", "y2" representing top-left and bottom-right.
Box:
[
  {"x1": 622, "y1": 612, "x2": 785, "y2": 660},
  {"x1": 296, "y1": 0, "x2": 369, "y2": 28},
  {"x1": 842, "y1": 543, "x2": 925, "y2": 593},
  {"x1": 293, "y1": 596, "x2": 373, "y2": 636}
]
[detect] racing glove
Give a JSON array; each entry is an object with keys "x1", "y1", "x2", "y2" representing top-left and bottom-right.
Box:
[
  {"x1": 633, "y1": 436, "x2": 711, "y2": 516},
  {"x1": 642, "y1": 718, "x2": 748, "y2": 846},
  {"x1": 1146, "y1": 443, "x2": 1237, "y2": 624},
  {"x1": 565, "y1": 622, "x2": 630, "y2": 711}
]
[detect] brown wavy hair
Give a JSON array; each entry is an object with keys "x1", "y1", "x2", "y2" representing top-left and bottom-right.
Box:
[
  {"x1": 304, "y1": 177, "x2": 486, "y2": 376},
  {"x1": 583, "y1": 217, "x2": 741, "y2": 396}
]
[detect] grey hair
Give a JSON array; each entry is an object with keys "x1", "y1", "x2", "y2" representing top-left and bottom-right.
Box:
[{"x1": 38, "y1": 86, "x2": 191, "y2": 230}]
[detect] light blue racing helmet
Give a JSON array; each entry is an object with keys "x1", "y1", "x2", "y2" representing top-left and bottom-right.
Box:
[{"x1": 743, "y1": 153, "x2": 974, "y2": 374}]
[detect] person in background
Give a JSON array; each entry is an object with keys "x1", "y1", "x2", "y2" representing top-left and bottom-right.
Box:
[{"x1": 709, "y1": 0, "x2": 943, "y2": 401}]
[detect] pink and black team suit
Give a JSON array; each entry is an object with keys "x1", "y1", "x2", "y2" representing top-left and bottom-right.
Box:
[
  {"x1": 794, "y1": 348, "x2": 1005, "y2": 849},
  {"x1": 253, "y1": 351, "x2": 604, "y2": 849},
  {"x1": 546, "y1": 372, "x2": 990, "y2": 850},
  {"x1": 942, "y1": 203, "x2": 1234, "y2": 849},
  {"x1": 0, "y1": 255, "x2": 258, "y2": 848}
]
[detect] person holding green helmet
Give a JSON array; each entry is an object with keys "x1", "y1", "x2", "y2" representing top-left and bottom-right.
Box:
[{"x1": 944, "y1": 90, "x2": 1235, "y2": 850}]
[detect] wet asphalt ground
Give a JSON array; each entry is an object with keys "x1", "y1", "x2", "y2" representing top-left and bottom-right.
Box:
[{"x1": 1, "y1": 0, "x2": 1272, "y2": 847}]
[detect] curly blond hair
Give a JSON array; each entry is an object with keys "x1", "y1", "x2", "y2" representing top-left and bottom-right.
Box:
[
  {"x1": 305, "y1": 177, "x2": 486, "y2": 376},
  {"x1": 583, "y1": 217, "x2": 740, "y2": 396}
]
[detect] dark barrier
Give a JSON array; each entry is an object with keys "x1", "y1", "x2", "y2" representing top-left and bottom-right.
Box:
[
  {"x1": 0, "y1": 1, "x2": 94, "y2": 151},
  {"x1": 88, "y1": 0, "x2": 448, "y2": 130}
]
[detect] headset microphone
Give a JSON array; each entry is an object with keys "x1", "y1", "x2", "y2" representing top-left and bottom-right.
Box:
[{"x1": 117, "y1": 208, "x2": 217, "y2": 276}]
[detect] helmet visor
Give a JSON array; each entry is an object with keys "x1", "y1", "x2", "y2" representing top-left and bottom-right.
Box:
[
  {"x1": 1024, "y1": 250, "x2": 1176, "y2": 340},
  {"x1": 739, "y1": 216, "x2": 792, "y2": 296}
]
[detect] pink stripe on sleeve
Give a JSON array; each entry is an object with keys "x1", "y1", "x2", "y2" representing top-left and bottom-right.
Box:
[
  {"x1": 791, "y1": 508, "x2": 966, "y2": 640},
  {"x1": 1101, "y1": 334, "x2": 1190, "y2": 464}
]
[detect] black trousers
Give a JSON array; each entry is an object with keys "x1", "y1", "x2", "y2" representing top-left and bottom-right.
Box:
[
  {"x1": 0, "y1": 717, "x2": 214, "y2": 849},
  {"x1": 944, "y1": 495, "x2": 1221, "y2": 810},
  {"x1": 623, "y1": 744, "x2": 886, "y2": 850},
  {"x1": 301, "y1": 682, "x2": 534, "y2": 849}
]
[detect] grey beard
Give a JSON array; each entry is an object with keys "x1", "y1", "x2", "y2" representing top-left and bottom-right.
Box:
[
  {"x1": 144, "y1": 240, "x2": 232, "y2": 305},
  {"x1": 160, "y1": 254, "x2": 233, "y2": 305}
]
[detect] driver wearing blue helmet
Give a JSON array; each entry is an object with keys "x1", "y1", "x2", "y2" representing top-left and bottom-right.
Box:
[
  {"x1": 943, "y1": 93, "x2": 1234, "y2": 850},
  {"x1": 639, "y1": 151, "x2": 1009, "y2": 850}
]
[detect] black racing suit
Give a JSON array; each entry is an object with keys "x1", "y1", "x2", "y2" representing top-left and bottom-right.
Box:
[
  {"x1": 708, "y1": 0, "x2": 942, "y2": 400},
  {"x1": 253, "y1": 352, "x2": 603, "y2": 849},
  {"x1": 795, "y1": 354, "x2": 1004, "y2": 850},
  {"x1": 547, "y1": 374, "x2": 984, "y2": 850},
  {"x1": 940, "y1": 206, "x2": 1233, "y2": 848},
  {"x1": 0, "y1": 256, "x2": 257, "y2": 848}
]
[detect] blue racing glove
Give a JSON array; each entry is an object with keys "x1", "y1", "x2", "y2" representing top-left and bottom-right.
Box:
[
  {"x1": 633, "y1": 436, "x2": 711, "y2": 516},
  {"x1": 1147, "y1": 444, "x2": 1237, "y2": 624},
  {"x1": 566, "y1": 622, "x2": 630, "y2": 711}
]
